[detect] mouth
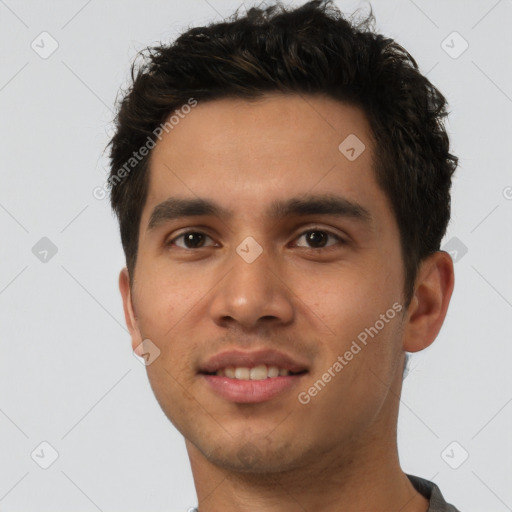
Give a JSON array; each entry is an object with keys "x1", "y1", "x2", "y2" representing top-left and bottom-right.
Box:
[
  {"x1": 198, "y1": 349, "x2": 309, "y2": 404},
  {"x1": 202, "y1": 364, "x2": 308, "y2": 379}
]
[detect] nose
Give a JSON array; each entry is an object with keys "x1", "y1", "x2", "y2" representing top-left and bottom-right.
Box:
[{"x1": 208, "y1": 245, "x2": 295, "y2": 331}]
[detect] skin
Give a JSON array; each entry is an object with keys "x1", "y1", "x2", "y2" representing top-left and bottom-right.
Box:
[{"x1": 119, "y1": 93, "x2": 454, "y2": 511}]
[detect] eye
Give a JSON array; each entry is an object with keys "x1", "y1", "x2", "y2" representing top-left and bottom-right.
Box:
[
  {"x1": 166, "y1": 231, "x2": 216, "y2": 250},
  {"x1": 294, "y1": 229, "x2": 346, "y2": 251},
  {"x1": 165, "y1": 228, "x2": 346, "y2": 252}
]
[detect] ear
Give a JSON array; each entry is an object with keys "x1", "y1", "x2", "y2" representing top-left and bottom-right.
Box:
[
  {"x1": 402, "y1": 251, "x2": 454, "y2": 353},
  {"x1": 119, "y1": 267, "x2": 144, "y2": 356}
]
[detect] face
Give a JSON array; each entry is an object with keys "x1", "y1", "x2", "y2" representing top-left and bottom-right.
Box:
[{"x1": 121, "y1": 94, "x2": 410, "y2": 474}]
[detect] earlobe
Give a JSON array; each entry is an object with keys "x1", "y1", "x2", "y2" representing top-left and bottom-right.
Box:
[
  {"x1": 403, "y1": 251, "x2": 454, "y2": 353},
  {"x1": 119, "y1": 267, "x2": 143, "y2": 353}
]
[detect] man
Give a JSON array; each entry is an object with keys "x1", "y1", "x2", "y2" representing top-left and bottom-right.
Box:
[{"x1": 107, "y1": 1, "x2": 461, "y2": 510}]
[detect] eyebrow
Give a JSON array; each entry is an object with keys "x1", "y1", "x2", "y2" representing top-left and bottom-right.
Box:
[{"x1": 147, "y1": 193, "x2": 373, "y2": 231}]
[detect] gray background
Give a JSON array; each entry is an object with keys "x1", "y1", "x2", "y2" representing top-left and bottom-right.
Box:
[{"x1": 1, "y1": 0, "x2": 511, "y2": 510}]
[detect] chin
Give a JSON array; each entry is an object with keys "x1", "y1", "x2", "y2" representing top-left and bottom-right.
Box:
[
  {"x1": 191, "y1": 432, "x2": 315, "y2": 475},
  {"x1": 206, "y1": 450, "x2": 298, "y2": 475}
]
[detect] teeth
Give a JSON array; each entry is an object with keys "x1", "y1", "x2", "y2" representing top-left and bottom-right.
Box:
[
  {"x1": 214, "y1": 365, "x2": 292, "y2": 379},
  {"x1": 250, "y1": 365, "x2": 268, "y2": 380},
  {"x1": 268, "y1": 366, "x2": 279, "y2": 378},
  {"x1": 234, "y1": 367, "x2": 250, "y2": 380}
]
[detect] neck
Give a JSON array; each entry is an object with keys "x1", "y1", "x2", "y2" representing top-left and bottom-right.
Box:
[{"x1": 186, "y1": 435, "x2": 428, "y2": 512}]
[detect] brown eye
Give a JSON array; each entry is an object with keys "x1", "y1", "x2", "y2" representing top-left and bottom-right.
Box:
[
  {"x1": 304, "y1": 231, "x2": 329, "y2": 248},
  {"x1": 167, "y1": 231, "x2": 215, "y2": 249},
  {"x1": 295, "y1": 229, "x2": 345, "y2": 250}
]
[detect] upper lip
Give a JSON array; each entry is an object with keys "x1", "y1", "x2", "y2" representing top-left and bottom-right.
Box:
[{"x1": 199, "y1": 349, "x2": 310, "y2": 374}]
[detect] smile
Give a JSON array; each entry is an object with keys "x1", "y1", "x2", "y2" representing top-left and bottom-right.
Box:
[{"x1": 208, "y1": 364, "x2": 305, "y2": 380}]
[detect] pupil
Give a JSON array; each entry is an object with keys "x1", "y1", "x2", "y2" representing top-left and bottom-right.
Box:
[
  {"x1": 307, "y1": 231, "x2": 326, "y2": 247},
  {"x1": 185, "y1": 233, "x2": 204, "y2": 248}
]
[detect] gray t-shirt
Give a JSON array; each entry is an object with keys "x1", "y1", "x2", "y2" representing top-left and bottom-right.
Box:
[{"x1": 408, "y1": 474, "x2": 461, "y2": 511}]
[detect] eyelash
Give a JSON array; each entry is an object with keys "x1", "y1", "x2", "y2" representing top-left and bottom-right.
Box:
[{"x1": 165, "y1": 228, "x2": 347, "y2": 252}]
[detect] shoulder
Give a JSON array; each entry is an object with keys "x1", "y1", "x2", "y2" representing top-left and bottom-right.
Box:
[{"x1": 407, "y1": 474, "x2": 462, "y2": 512}]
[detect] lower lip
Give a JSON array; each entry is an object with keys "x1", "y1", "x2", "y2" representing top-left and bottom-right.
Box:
[{"x1": 201, "y1": 374, "x2": 306, "y2": 403}]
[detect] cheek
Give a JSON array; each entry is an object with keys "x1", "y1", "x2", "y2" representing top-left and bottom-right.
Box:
[
  {"x1": 131, "y1": 263, "x2": 210, "y2": 369},
  {"x1": 131, "y1": 266, "x2": 188, "y2": 347},
  {"x1": 293, "y1": 261, "x2": 403, "y2": 380},
  {"x1": 298, "y1": 263, "x2": 398, "y2": 328}
]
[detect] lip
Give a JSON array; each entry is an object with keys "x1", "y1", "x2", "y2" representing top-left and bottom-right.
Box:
[
  {"x1": 202, "y1": 373, "x2": 306, "y2": 403},
  {"x1": 199, "y1": 348, "x2": 310, "y2": 374},
  {"x1": 198, "y1": 348, "x2": 310, "y2": 404}
]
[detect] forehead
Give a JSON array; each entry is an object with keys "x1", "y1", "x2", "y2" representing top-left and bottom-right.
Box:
[
  {"x1": 141, "y1": 93, "x2": 388, "y2": 228},
  {"x1": 150, "y1": 93, "x2": 373, "y2": 170}
]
